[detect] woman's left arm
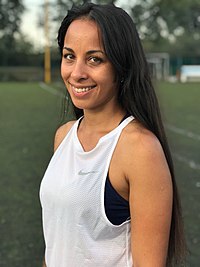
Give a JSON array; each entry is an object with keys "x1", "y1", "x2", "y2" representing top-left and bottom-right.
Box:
[{"x1": 124, "y1": 130, "x2": 173, "y2": 267}]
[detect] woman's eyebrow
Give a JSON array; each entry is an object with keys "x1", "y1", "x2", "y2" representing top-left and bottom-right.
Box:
[
  {"x1": 63, "y1": 47, "x2": 74, "y2": 52},
  {"x1": 86, "y1": 50, "x2": 104, "y2": 55},
  {"x1": 63, "y1": 47, "x2": 104, "y2": 55}
]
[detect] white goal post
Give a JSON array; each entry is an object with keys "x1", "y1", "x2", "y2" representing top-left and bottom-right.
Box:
[{"x1": 146, "y1": 53, "x2": 170, "y2": 81}]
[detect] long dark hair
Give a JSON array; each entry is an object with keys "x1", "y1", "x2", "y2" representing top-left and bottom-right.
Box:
[{"x1": 57, "y1": 3, "x2": 187, "y2": 265}]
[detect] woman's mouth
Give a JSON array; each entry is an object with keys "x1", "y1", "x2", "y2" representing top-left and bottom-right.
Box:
[{"x1": 72, "y1": 85, "x2": 96, "y2": 93}]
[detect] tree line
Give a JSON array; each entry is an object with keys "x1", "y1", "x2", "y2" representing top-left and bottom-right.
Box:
[{"x1": 0, "y1": 0, "x2": 199, "y2": 67}]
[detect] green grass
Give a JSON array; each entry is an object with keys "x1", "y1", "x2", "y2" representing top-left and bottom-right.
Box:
[
  {"x1": 0, "y1": 82, "x2": 63, "y2": 266},
  {"x1": 0, "y1": 81, "x2": 200, "y2": 266},
  {"x1": 156, "y1": 82, "x2": 200, "y2": 267}
]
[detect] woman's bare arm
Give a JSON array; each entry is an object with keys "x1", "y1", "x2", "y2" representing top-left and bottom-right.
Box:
[
  {"x1": 42, "y1": 258, "x2": 46, "y2": 267},
  {"x1": 123, "y1": 128, "x2": 173, "y2": 266}
]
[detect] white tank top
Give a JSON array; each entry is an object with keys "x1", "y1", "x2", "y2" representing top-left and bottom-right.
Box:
[{"x1": 40, "y1": 116, "x2": 134, "y2": 267}]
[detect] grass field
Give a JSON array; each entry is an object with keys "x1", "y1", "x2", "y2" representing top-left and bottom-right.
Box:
[{"x1": 0, "y1": 81, "x2": 199, "y2": 266}]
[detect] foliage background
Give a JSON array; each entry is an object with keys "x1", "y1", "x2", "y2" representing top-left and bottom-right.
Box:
[{"x1": 0, "y1": 0, "x2": 200, "y2": 71}]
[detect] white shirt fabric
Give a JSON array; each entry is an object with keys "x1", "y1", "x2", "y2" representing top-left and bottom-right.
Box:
[{"x1": 40, "y1": 116, "x2": 134, "y2": 267}]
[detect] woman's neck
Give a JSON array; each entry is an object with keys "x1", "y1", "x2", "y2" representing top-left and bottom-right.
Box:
[
  {"x1": 77, "y1": 106, "x2": 126, "y2": 152},
  {"x1": 81, "y1": 106, "x2": 126, "y2": 132}
]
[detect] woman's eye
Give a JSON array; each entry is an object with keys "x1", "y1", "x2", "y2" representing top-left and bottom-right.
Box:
[
  {"x1": 89, "y1": 57, "x2": 102, "y2": 64},
  {"x1": 63, "y1": 54, "x2": 74, "y2": 60}
]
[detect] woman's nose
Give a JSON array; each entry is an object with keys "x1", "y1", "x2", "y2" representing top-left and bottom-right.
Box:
[{"x1": 70, "y1": 60, "x2": 88, "y2": 81}]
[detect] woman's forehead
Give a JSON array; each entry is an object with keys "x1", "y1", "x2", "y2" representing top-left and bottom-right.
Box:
[{"x1": 64, "y1": 19, "x2": 104, "y2": 50}]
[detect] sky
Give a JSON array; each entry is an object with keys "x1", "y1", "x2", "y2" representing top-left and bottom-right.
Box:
[
  {"x1": 21, "y1": 0, "x2": 134, "y2": 50},
  {"x1": 21, "y1": 0, "x2": 45, "y2": 49}
]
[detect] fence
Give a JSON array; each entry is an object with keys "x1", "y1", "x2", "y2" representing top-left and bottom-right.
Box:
[{"x1": 0, "y1": 66, "x2": 61, "y2": 82}]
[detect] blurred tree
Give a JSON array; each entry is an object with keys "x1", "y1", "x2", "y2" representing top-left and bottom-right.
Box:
[
  {"x1": 0, "y1": 0, "x2": 25, "y2": 45},
  {"x1": 132, "y1": 0, "x2": 200, "y2": 55},
  {"x1": 0, "y1": 0, "x2": 24, "y2": 36},
  {"x1": 0, "y1": 0, "x2": 27, "y2": 65}
]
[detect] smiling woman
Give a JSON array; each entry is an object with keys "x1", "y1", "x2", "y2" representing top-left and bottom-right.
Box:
[
  {"x1": 40, "y1": 3, "x2": 187, "y2": 267},
  {"x1": 61, "y1": 19, "x2": 118, "y2": 113}
]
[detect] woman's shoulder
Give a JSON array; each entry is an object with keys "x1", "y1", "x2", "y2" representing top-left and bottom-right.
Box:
[
  {"x1": 54, "y1": 120, "x2": 77, "y2": 152},
  {"x1": 120, "y1": 120, "x2": 171, "y2": 188},
  {"x1": 122, "y1": 120, "x2": 160, "y2": 149},
  {"x1": 120, "y1": 120, "x2": 168, "y2": 171}
]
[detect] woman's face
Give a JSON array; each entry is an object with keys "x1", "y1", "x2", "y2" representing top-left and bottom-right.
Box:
[{"x1": 61, "y1": 19, "x2": 119, "y2": 112}]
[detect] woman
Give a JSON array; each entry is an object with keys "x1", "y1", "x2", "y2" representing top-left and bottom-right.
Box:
[{"x1": 40, "y1": 3, "x2": 186, "y2": 267}]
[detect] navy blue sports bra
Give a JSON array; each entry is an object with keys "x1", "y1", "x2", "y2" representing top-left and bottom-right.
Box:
[
  {"x1": 105, "y1": 175, "x2": 130, "y2": 225},
  {"x1": 105, "y1": 113, "x2": 131, "y2": 225}
]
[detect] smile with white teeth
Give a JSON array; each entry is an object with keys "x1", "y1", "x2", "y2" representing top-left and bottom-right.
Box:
[{"x1": 72, "y1": 85, "x2": 95, "y2": 93}]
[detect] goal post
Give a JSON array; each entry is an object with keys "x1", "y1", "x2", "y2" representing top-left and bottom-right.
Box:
[{"x1": 146, "y1": 53, "x2": 170, "y2": 81}]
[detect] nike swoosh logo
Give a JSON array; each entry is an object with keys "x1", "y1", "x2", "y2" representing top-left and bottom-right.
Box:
[{"x1": 78, "y1": 170, "x2": 98, "y2": 175}]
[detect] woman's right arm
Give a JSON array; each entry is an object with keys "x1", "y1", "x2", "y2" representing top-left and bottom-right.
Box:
[{"x1": 42, "y1": 258, "x2": 46, "y2": 267}]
